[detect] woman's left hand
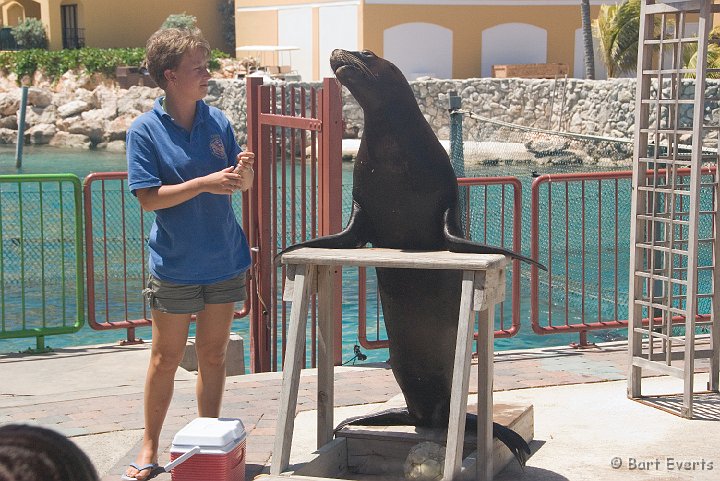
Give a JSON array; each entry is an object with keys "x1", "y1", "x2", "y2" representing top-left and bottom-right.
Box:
[{"x1": 234, "y1": 151, "x2": 255, "y2": 192}]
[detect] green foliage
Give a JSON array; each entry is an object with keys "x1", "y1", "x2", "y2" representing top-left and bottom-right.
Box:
[
  {"x1": 4, "y1": 48, "x2": 144, "y2": 82},
  {"x1": 685, "y1": 26, "x2": 720, "y2": 79},
  {"x1": 0, "y1": 47, "x2": 225, "y2": 84},
  {"x1": 11, "y1": 18, "x2": 48, "y2": 50},
  {"x1": 593, "y1": 4, "x2": 620, "y2": 77},
  {"x1": 161, "y1": 13, "x2": 197, "y2": 30}
]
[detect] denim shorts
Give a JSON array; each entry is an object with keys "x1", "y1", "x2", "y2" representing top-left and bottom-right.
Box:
[{"x1": 143, "y1": 272, "x2": 247, "y2": 314}]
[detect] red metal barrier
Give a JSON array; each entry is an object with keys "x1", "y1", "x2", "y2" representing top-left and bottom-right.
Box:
[
  {"x1": 357, "y1": 176, "x2": 524, "y2": 350},
  {"x1": 83, "y1": 172, "x2": 150, "y2": 344},
  {"x1": 245, "y1": 77, "x2": 343, "y2": 372},
  {"x1": 530, "y1": 168, "x2": 715, "y2": 346},
  {"x1": 82, "y1": 172, "x2": 249, "y2": 344}
]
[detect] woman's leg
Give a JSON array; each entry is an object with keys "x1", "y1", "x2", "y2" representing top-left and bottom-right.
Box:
[
  {"x1": 125, "y1": 310, "x2": 191, "y2": 480},
  {"x1": 194, "y1": 302, "x2": 235, "y2": 417}
]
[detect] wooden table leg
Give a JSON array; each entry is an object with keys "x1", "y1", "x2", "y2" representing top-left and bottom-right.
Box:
[
  {"x1": 317, "y1": 265, "x2": 335, "y2": 448},
  {"x1": 476, "y1": 302, "x2": 495, "y2": 481},
  {"x1": 270, "y1": 264, "x2": 317, "y2": 475},
  {"x1": 442, "y1": 270, "x2": 477, "y2": 481}
]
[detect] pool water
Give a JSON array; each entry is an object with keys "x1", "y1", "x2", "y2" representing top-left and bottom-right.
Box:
[{"x1": 0, "y1": 145, "x2": 628, "y2": 368}]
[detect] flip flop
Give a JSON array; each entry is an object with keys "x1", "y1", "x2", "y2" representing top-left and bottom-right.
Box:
[
  {"x1": 120, "y1": 447, "x2": 200, "y2": 481},
  {"x1": 120, "y1": 462, "x2": 165, "y2": 481}
]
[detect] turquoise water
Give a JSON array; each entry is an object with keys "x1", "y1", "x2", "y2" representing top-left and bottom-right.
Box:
[{"x1": 0, "y1": 145, "x2": 631, "y2": 368}]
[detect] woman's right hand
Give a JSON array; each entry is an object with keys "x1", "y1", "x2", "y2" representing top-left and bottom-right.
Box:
[{"x1": 198, "y1": 166, "x2": 245, "y2": 195}]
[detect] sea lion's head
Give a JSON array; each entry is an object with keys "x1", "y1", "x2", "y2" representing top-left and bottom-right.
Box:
[{"x1": 330, "y1": 49, "x2": 413, "y2": 112}]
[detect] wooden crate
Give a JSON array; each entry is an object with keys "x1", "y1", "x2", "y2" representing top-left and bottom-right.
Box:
[{"x1": 492, "y1": 63, "x2": 569, "y2": 79}]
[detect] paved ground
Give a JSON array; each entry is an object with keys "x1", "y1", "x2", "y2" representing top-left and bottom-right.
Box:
[{"x1": 1, "y1": 338, "x2": 718, "y2": 481}]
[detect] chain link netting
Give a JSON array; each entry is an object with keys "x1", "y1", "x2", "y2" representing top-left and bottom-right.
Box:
[{"x1": 0, "y1": 179, "x2": 82, "y2": 336}]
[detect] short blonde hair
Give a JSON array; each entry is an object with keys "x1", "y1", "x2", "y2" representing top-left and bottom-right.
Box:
[{"x1": 144, "y1": 27, "x2": 211, "y2": 89}]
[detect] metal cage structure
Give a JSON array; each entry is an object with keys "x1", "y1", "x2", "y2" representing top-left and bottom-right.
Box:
[{"x1": 628, "y1": 0, "x2": 720, "y2": 418}]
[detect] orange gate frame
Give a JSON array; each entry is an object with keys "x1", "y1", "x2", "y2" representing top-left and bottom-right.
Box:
[{"x1": 245, "y1": 77, "x2": 343, "y2": 372}]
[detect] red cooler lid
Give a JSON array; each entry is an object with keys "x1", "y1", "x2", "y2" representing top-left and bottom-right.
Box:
[{"x1": 172, "y1": 417, "x2": 246, "y2": 448}]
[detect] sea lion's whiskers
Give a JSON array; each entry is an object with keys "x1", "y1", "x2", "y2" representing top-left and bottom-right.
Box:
[
  {"x1": 335, "y1": 51, "x2": 376, "y2": 79},
  {"x1": 352, "y1": 58, "x2": 376, "y2": 79}
]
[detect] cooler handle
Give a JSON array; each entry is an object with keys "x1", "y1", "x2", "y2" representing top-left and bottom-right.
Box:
[{"x1": 163, "y1": 446, "x2": 201, "y2": 473}]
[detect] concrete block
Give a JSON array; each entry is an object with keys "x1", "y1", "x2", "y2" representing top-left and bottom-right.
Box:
[{"x1": 180, "y1": 333, "x2": 245, "y2": 376}]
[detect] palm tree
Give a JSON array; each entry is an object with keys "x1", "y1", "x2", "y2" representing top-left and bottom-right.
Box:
[
  {"x1": 580, "y1": 0, "x2": 595, "y2": 79},
  {"x1": 685, "y1": 26, "x2": 720, "y2": 79},
  {"x1": 593, "y1": 0, "x2": 641, "y2": 77},
  {"x1": 594, "y1": 4, "x2": 620, "y2": 77}
]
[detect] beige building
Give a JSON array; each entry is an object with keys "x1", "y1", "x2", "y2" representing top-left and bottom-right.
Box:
[
  {"x1": 0, "y1": 0, "x2": 230, "y2": 52},
  {"x1": 235, "y1": 0, "x2": 713, "y2": 81}
]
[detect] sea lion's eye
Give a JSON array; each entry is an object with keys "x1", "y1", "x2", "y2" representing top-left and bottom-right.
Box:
[{"x1": 360, "y1": 50, "x2": 374, "y2": 58}]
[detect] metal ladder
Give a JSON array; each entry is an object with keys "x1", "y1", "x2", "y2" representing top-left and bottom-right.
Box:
[{"x1": 628, "y1": 0, "x2": 720, "y2": 418}]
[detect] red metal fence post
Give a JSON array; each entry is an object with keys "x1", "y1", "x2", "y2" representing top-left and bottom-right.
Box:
[
  {"x1": 319, "y1": 78, "x2": 344, "y2": 364},
  {"x1": 245, "y1": 76, "x2": 272, "y2": 373}
]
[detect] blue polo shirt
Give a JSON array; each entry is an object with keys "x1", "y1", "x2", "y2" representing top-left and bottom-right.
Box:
[{"x1": 126, "y1": 98, "x2": 250, "y2": 284}]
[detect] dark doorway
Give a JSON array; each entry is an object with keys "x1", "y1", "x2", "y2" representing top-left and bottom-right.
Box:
[{"x1": 61, "y1": 5, "x2": 84, "y2": 49}]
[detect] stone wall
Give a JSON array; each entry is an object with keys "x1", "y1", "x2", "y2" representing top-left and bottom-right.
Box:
[
  {"x1": 210, "y1": 76, "x2": 718, "y2": 148},
  {"x1": 0, "y1": 74, "x2": 717, "y2": 160}
]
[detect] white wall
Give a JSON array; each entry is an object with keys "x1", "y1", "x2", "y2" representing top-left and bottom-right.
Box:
[
  {"x1": 481, "y1": 23, "x2": 547, "y2": 77},
  {"x1": 319, "y1": 4, "x2": 359, "y2": 79},
  {"x1": 278, "y1": 8, "x2": 313, "y2": 82},
  {"x1": 383, "y1": 22, "x2": 452, "y2": 80},
  {"x1": 573, "y1": 28, "x2": 608, "y2": 79}
]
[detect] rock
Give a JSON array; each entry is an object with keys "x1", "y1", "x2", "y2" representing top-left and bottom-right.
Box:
[
  {"x1": 54, "y1": 88, "x2": 95, "y2": 109},
  {"x1": 0, "y1": 92, "x2": 19, "y2": 116},
  {"x1": 105, "y1": 140, "x2": 126, "y2": 152},
  {"x1": 68, "y1": 118, "x2": 105, "y2": 144},
  {"x1": 27, "y1": 87, "x2": 52, "y2": 108},
  {"x1": 25, "y1": 123, "x2": 56, "y2": 144},
  {"x1": 55, "y1": 114, "x2": 80, "y2": 132},
  {"x1": 49, "y1": 131, "x2": 91, "y2": 149},
  {"x1": 91, "y1": 85, "x2": 119, "y2": 117},
  {"x1": 0, "y1": 114, "x2": 17, "y2": 129},
  {"x1": 0, "y1": 127, "x2": 16, "y2": 144},
  {"x1": 81, "y1": 108, "x2": 110, "y2": 124},
  {"x1": 106, "y1": 114, "x2": 135, "y2": 142},
  {"x1": 54, "y1": 70, "x2": 107, "y2": 93},
  {"x1": 25, "y1": 105, "x2": 57, "y2": 127},
  {"x1": 58, "y1": 100, "x2": 90, "y2": 118},
  {"x1": 117, "y1": 86, "x2": 161, "y2": 115},
  {"x1": 404, "y1": 442, "x2": 444, "y2": 481}
]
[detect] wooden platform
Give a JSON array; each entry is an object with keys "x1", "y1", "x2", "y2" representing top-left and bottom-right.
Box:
[
  {"x1": 272, "y1": 248, "x2": 511, "y2": 481},
  {"x1": 277, "y1": 401, "x2": 533, "y2": 481}
]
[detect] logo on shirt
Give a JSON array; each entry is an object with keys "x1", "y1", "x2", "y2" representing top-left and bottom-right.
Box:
[{"x1": 209, "y1": 135, "x2": 227, "y2": 160}]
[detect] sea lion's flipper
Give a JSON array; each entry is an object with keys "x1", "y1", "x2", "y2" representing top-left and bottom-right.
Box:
[
  {"x1": 334, "y1": 409, "x2": 530, "y2": 468},
  {"x1": 442, "y1": 208, "x2": 547, "y2": 271},
  {"x1": 333, "y1": 407, "x2": 416, "y2": 433},
  {"x1": 465, "y1": 414, "x2": 531, "y2": 468},
  {"x1": 274, "y1": 201, "x2": 370, "y2": 264},
  {"x1": 492, "y1": 422, "x2": 531, "y2": 467}
]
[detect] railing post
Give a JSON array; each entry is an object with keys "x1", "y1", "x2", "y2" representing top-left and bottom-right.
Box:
[
  {"x1": 245, "y1": 76, "x2": 272, "y2": 373},
  {"x1": 448, "y1": 90, "x2": 467, "y2": 234},
  {"x1": 15, "y1": 85, "x2": 27, "y2": 169},
  {"x1": 319, "y1": 78, "x2": 343, "y2": 365}
]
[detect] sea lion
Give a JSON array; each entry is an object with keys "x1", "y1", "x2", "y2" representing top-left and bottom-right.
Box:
[{"x1": 280, "y1": 49, "x2": 543, "y2": 464}]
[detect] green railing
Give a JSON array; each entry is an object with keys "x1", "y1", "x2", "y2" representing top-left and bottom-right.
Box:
[{"x1": 0, "y1": 174, "x2": 84, "y2": 351}]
